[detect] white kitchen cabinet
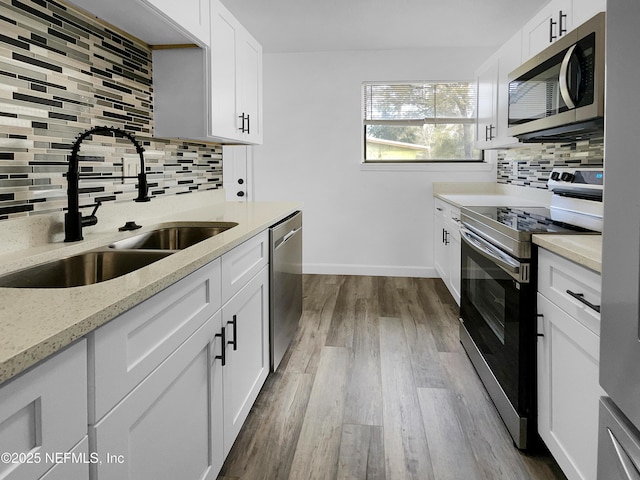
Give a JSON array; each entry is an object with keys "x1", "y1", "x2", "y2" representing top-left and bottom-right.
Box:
[
  {"x1": 537, "y1": 248, "x2": 604, "y2": 480},
  {"x1": 39, "y1": 437, "x2": 90, "y2": 480},
  {"x1": 221, "y1": 265, "x2": 270, "y2": 454},
  {"x1": 146, "y1": 0, "x2": 209, "y2": 45},
  {"x1": 475, "y1": 59, "x2": 498, "y2": 149},
  {"x1": 433, "y1": 198, "x2": 461, "y2": 305},
  {"x1": 89, "y1": 258, "x2": 222, "y2": 421},
  {"x1": 474, "y1": 30, "x2": 521, "y2": 149},
  {"x1": 153, "y1": 0, "x2": 263, "y2": 144},
  {"x1": 521, "y1": 0, "x2": 606, "y2": 62},
  {"x1": 93, "y1": 315, "x2": 221, "y2": 480},
  {"x1": 65, "y1": 0, "x2": 207, "y2": 46},
  {"x1": 571, "y1": 0, "x2": 606, "y2": 30},
  {"x1": 522, "y1": 0, "x2": 573, "y2": 60},
  {"x1": 221, "y1": 230, "x2": 269, "y2": 303},
  {"x1": 0, "y1": 340, "x2": 87, "y2": 480}
]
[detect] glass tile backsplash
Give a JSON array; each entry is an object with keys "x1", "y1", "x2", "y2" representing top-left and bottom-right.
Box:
[
  {"x1": 0, "y1": 0, "x2": 221, "y2": 221},
  {"x1": 497, "y1": 137, "x2": 604, "y2": 189}
]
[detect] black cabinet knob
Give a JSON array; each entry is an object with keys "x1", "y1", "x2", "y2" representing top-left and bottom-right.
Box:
[
  {"x1": 238, "y1": 178, "x2": 244, "y2": 185},
  {"x1": 237, "y1": 191, "x2": 245, "y2": 197}
]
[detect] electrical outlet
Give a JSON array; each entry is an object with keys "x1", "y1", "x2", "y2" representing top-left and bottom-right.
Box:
[
  {"x1": 122, "y1": 157, "x2": 139, "y2": 184},
  {"x1": 511, "y1": 160, "x2": 518, "y2": 176}
]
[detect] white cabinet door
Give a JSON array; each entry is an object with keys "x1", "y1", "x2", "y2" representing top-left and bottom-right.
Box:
[
  {"x1": 522, "y1": 0, "x2": 573, "y2": 61},
  {"x1": 537, "y1": 293, "x2": 604, "y2": 480},
  {"x1": 210, "y1": 0, "x2": 263, "y2": 144},
  {"x1": 448, "y1": 230, "x2": 461, "y2": 305},
  {"x1": 38, "y1": 437, "x2": 89, "y2": 480},
  {"x1": 222, "y1": 266, "x2": 270, "y2": 455},
  {"x1": 237, "y1": 30, "x2": 263, "y2": 144},
  {"x1": 433, "y1": 213, "x2": 448, "y2": 281},
  {"x1": 571, "y1": 0, "x2": 606, "y2": 29},
  {"x1": 0, "y1": 341, "x2": 87, "y2": 480},
  {"x1": 147, "y1": 0, "x2": 209, "y2": 45},
  {"x1": 475, "y1": 59, "x2": 498, "y2": 148},
  {"x1": 93, "y1": 315, "x2": 220, "y2": 480}
]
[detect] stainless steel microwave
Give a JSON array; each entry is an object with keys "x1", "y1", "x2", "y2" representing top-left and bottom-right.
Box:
[{"x1": 507, "y1": 12, "x2": 605, "y2": 142}]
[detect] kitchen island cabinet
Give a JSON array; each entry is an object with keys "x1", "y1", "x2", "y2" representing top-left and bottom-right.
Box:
[{"x1": 536, "y1": 248, "x2": 604, "y2": 480}]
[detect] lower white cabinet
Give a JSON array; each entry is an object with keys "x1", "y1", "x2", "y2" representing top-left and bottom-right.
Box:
[
  {"x1": 0, "y1": 340, "x2": 87, "y2": 480},
  {"x1": 222, "y1": 265, "x2": 270, "y2": 454},
  {"x1": 89, "y1": 231, "x2": 270, "y2": 479},
  {"x1": 92, "y1": 315, "x2": 221, "y2": 480},
  {"x1": 537, "y1": 248, "x2": 604, "y2": 480},
  {"x1": 433, "y1": 198, "x2": 461, "y2": 305}
]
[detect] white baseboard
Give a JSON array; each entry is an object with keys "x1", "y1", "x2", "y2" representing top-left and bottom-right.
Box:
[{"x1": 303, "y1": 263, "x2": 438, "y2": 278}]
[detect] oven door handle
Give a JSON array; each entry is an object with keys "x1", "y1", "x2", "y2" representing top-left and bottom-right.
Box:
[{"x1": 460, "y1": 227, "x2": 522, "y2": 280}]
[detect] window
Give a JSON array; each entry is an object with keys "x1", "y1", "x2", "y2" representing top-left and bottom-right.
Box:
[{"x1": 363, "y1": 81, "x2": 482, "y2": 163}]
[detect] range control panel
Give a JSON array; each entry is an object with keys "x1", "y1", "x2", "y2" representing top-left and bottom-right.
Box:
[{"x1": 548, "y1": 167, "x2": 604, "y2": 199}]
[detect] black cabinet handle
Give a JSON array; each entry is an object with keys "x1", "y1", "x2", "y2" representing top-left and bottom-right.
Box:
[
  {"x1": 238, "y1": 113, "x2": 251, "y2": 134},
  {"x1": 215, "y1": 327, "x2": 226, "y2": 366},
  {"x1": 549, "y1": 17, "x2": 557, "y2": 42},
  {"x1": 489, "y1": 124, "x2": 495, "y2": 140},
  {"x1": 246, "y1": 114, "x2": 250, "y2": 134},
  {"x1": 227, "y1": 315, "x2": 238, "y2": 351},
  {"x1": 559, "y1": 10, "x2": 567, "y2": 36},
  {"x1": 566, "y1": 289, "x2": 601, "y2": 313}
]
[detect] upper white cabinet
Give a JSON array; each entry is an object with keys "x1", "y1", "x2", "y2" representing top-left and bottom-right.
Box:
[
  {"x1": 521, "y1": 0, "x2": 606, "y2": 61},
  {"x1": 65, "y1": 0, "x2": 208, "y2": 46},
  {"x1": 210, "y1": 1, "x2": 263, "y2": 144},
  {"x1": 475, "y1": 30, "x2": 521, "y2": 149},
  {"x1": 153, "y1": 0, "x2": 263, "y2": 144}
]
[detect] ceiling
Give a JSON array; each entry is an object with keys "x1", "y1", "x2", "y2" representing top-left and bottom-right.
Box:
[{"x1": 219, "y1": 0, "x2": 550, "y2": 54}]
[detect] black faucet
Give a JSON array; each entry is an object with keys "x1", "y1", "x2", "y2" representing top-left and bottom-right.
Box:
[{"x1": 65, "y1": 126, "x2": 150, "y2": 242}]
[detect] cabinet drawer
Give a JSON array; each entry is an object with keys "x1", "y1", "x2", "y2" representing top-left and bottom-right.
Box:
[
  {"x1": 0, "y1": 341, "x2": 87, "y2": 480},
  {"x1": 39, "y1": 437, "x2": 89, "y2": 480},
  {"x1": 538, "y1": 248, "x2": 601, "y2": 335},
  {"x1": 90, "y1": 258, "x2": 221, "y2": 421},
  {"x1": 434, "y1": 198, "x2": 450, "y2": 218},
  {"x1": 222, "y1": 230, "x2": 268, "y2": 303}
]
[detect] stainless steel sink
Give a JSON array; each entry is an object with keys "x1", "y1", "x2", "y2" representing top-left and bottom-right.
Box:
[
  {"x1": 0, "y1": 250, "x2": 173, "y2": 288},
  {"x1": 109, "y1": 222, "x2": 238, "y2": 250}
]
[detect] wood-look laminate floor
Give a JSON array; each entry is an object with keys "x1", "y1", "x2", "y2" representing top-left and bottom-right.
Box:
[{"x1": 218, "y1": 275, "x2": 568, "y2": 480}]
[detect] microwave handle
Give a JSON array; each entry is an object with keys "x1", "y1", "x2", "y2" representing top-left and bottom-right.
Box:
[{"x1": 559, "y1": 44, "x2": 578, "y2": 109}]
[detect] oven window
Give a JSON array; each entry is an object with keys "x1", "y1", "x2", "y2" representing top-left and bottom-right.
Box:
[{"x1": 467, "y1": 257, "x2": 506, "y2": 344}]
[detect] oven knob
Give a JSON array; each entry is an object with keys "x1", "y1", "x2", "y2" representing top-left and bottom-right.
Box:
[
  {"x1": 560, "y1": 172, "x2": 575, "y2": 182},
  {"x1": 550, "y1": 171, "x2": 560, "y2": 180}
]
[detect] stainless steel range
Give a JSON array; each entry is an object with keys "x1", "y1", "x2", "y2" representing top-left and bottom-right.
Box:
[{"x1": 458, "y1": 167, "x2": 604, "y2": 450}]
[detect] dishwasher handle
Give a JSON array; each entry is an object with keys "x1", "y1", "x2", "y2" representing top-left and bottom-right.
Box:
[{"x1": 275, "y1": 227, "x2": 301, "y2": 250}]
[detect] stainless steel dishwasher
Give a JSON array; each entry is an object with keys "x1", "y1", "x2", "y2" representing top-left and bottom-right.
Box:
[{"x1": 270, "y1": 211, "x2": 302, "y2": 371}]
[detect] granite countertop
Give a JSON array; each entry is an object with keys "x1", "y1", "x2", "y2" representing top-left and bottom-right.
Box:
[
  {"x1": 435, "y1": 193, "x2": 546, "y2": 208},
  {"x1": 533, "y1": 234, "x2": 602, "y2": 273},
  {"x1": 0, "y1": 200, "x2": 300, "y2": 385}
]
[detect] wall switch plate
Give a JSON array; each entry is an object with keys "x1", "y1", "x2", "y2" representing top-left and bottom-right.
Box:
[{"x1": 122, "y1": 156, "x2": 139, "y2": 184}]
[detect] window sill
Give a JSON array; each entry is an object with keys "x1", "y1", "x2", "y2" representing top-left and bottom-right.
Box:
[{"x1": 359, "y1": 161, "x2": 494, "y2": 172}]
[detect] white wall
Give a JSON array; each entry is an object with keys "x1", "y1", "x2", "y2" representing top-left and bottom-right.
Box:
[{"x1": 252, "y1": 48, "x2": 497, "y2": 277}]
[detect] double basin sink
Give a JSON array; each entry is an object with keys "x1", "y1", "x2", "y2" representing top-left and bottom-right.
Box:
[{"x1": 0, "y1": 222, "x2": 238, "y2": 288}]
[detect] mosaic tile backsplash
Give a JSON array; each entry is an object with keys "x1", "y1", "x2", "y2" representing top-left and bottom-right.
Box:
[
  {"x1": 0, "y1": 0, "x2": 222, "y2": 221},
  {"x1": 497, "y1": 137, "x2": 605, "y2": 189}
]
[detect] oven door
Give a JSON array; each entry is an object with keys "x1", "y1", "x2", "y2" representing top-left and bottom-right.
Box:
[{"x1": 459, "y1": 227, "x2": 536, "y2": 448}]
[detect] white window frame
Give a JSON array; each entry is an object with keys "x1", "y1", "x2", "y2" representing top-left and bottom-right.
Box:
[{"x1": 361, "y1": 81, "x2": 488, "y2": 168}]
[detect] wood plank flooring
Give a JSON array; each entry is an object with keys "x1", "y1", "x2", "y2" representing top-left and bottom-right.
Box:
[{"x1": 217, "y1": 275, "x2": 567, "y2": 480}]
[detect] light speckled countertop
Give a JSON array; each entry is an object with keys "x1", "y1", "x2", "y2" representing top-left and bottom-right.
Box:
[
  {"x1": 0, "y1": 200, "x2": 300, "y2": 384},
  {"x1": 532, "y1": 234, "x2": 602, "y2": 273}
]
